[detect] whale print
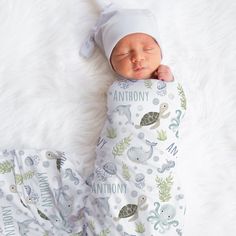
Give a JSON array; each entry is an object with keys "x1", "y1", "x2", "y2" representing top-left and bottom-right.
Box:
[{"x1": 127, "y1": 140, "x2": 157, "y2": 163}]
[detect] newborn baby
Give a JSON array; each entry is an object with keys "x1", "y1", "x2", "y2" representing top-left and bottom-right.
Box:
[
  {"x1": 80, "y1": 3, "x2": 187, "y2": 236},
  {"x1": 0, "y1": 5, "x2": 187, "y2": 236}
]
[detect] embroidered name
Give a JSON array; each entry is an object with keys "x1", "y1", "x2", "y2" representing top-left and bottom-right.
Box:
[
  {"x1": 113, "y1": 90, "x2": 149, "y2": 102},
  {"x1": 1, "y1": 206, "x2": 15, "y2": 235},
  {"x1": 92, "y1": 183, "x2": 127, "y2": 194},
  {"x1": 37, "y1": 173, "x2": 53, "y2": 207},
  {"x1": 166, "y1": 143, "x2": 178, "y2": 156},
  {"x1": 97, "y1": 137, "x2": 107, "y2": 149}
]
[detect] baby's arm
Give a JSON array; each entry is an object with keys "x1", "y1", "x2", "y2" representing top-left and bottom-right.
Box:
[{"x1": 153, "y1": 64, "x2": 174, "y2": 82}]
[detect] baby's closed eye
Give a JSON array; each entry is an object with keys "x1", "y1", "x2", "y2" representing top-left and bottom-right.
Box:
[
  {"x1": 116, "y1": 52, "x2": 129, "y2": 56},
  {"x1": 144, "y1": 47, "x2": 154, "y2": 51}
]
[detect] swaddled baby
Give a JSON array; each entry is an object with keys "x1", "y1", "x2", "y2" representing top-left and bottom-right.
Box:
[{"x1": 80, "y1": 3, "x2": 187, "y2": 236}]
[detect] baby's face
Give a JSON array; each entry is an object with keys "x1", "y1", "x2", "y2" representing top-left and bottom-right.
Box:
[{"x1": 110, "y1": 33, "x2": 161, "y2": 80}]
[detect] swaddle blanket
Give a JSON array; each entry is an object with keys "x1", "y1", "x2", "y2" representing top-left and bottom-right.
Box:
[
  {"x1": 0, "y1": 78, "x2": 187, "y2": 236},
  {"x1": 84, "y1": 78, "x2": 187, "y2": 235},
  {"x1": 0, "y1": 149, "x2": 90, "y2": 235}
]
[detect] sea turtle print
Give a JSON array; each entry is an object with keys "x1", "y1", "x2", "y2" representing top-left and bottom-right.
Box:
[
  {"x1": 114, "y1": 195, "x2": 148, "y2": 222},
  {"x1": 135, "y1": 103, "x2": 170, "y2": 129}
]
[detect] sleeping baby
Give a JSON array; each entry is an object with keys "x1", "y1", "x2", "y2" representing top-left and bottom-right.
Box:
[
  {"x1": 80, "y1": 3, "x2": 187, "y2": 236},
  {"x1": 0, "y1": 3, "x2": 187, "y2": 236}
]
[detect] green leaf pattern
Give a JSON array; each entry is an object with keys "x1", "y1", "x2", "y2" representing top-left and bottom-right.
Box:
[
  {"x1": 99, "y1": 228, "x2": 110, "y2": 236},
  {"x1": 0, "y1": 160, "x2": 13, "y2": 174},
  {"x1": 144, "y1": 80, "x2": 153, "y2": 89},
  {"x1": 135, "y1": 222, "x2": 145, "y2": 233},
  {"x1": 156, "y1": 174, "x2": 174, "y2": 202},
  {"x1": 177, "y1": 83, "x2": 187, "y2": 110},
  {"x1": 156, "y1": 130, "x2": 167, "y2": 141},
  {"x1": 106, "y1": 127, "x2": 117, "y2": 139},
  {"x1": 122, "y1": 162, "x2": 131, "y2": 180},
  {"x1": 88, "y1": 220, "x2": 95, "y2": 232},
  {"x1": 112, "y1": 135, "x2": 132, "y2": 158},
  {"x1": 15, "y1": 171, "x2": 35, "y2": 185}
]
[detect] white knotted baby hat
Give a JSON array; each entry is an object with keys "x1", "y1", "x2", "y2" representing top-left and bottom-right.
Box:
[{"x1": 79, "y1": 0, "x2": 162, "y2": 62}]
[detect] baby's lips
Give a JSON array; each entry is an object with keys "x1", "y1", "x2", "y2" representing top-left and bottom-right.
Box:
[{"x1": 133, "y1": 65, "x2": 145, "y2": 71}]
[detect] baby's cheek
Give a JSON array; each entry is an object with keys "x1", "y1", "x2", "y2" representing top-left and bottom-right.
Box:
[{"x1": 119, "y1": 62, "x2": 132, "y2": 77}]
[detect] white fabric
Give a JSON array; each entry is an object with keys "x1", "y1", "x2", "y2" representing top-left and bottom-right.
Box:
[{"x1": 0, "y1": 0, "x2": 236, "y2": 235}]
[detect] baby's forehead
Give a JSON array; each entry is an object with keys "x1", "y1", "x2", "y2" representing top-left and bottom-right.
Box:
[{"x1": 115, "y1": 33, "x2": 157, "y2": 48}]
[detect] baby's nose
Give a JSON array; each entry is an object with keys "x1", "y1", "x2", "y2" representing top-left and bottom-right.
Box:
[{"x1": 131, "y1": 51, "x2": 144, "y2": 63}]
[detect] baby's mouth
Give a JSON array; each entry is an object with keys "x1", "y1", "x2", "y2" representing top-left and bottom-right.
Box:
[{"x1": 133, "y1": 65, "x2": 145, "y2": 71}]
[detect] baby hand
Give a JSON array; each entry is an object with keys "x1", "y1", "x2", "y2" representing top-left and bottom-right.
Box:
[{"x1": 153, "y1": 64, "x2": 174, "y2": 82}]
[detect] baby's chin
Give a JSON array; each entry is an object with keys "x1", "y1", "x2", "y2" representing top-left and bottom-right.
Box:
[
  {"x1": 129, "y1": 74, "x2": 152, "y2": 80},
  {"x1": 120, "y1": 71, "x2": 153, "y2": 80}
]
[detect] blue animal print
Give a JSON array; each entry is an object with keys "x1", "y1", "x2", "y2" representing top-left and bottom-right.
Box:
[
  {"x1": 147, "y1": 202, "x2": 179, "y2": 233},
  {"x1": 24, "y1": 185, "x2": 39, "y2": 204},
  {"x1": 157, "y1": 160, "x2": 175, "y2": 173},
  {"x1": 63, "y1": 168, "x2": 80, "y2": 185},
  {"x1": 169, "y1": 110, "x2": 182, "y2": 138},
  {"x1": 134, "y1": 173, "x2": 145, "y2": 189},
  {"x1": 127, "y1": 140, "x2": 157, "y2": 163},
  {"x1": 95, "y1": 162, "x2": 117, "y2": 182},
  {"x1": 118, "y1": 79, "x2": 137, "y2": 89},
  {"x1": 108, "y1": 105, "x2": 132, "y2": 125},
  {"x1": 156, "y1": 80, "x2": 167, "y2": 96},
  {"x1": 24, "y1": 155, "x2": 39, "y2": 166}
]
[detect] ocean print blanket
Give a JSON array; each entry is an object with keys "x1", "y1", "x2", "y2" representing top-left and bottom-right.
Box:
[
  {"x1": 0, "y1": 78, "x2": 187, "y2": 236},
  {"x1": 0, "y1": 149, "x2": 89, "y2": 235},
  {"x1": 84, "y1": 78, "x2": 187, "y2": 235}
]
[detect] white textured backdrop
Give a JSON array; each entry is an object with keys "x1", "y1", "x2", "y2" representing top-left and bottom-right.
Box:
[{"x1": 0, "y1": 0, "x2": 236, "y2": 235}]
